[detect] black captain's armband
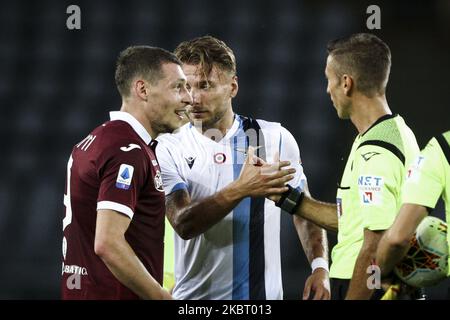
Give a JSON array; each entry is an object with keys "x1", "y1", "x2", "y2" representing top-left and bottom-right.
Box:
[{"x1": 275, "y1": 185, "x2": 304, "y2": 215}]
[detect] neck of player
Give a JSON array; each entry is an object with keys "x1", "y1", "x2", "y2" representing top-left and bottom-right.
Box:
[
  {"x1": 350, "y1": 94, "x2": 392, "y2": 135},
  {"x1": 120, "y1": 103, "x2": 158, "y2": 139},
  {"x1": 198, "y1": 106, "x2": 235, "y2": 139}
]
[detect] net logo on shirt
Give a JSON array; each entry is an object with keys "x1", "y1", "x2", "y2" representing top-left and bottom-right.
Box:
[
  {"x1": 116, "y1": 164, "x2": 134, "y2": 190},
  {"x1": 358, "y1": 175, "x2": 384, "y2": 205}
]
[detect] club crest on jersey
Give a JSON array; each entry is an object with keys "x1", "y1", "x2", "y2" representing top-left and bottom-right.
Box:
[
  {"x1": 185, "y1": 156, "x2": 196, "y2": 169},
  {"x1": 214, "y1": 153, "x2": 226, "y2": 164},
  {"x1": 116, "y1": 164, "x2": 134, "y2": 190},
  {"x1": 154, "y1": 170, "x2": 164, "y2": 192},
  {"x1": 358, "y1": 175, "x2": 384, "y2": 205}
]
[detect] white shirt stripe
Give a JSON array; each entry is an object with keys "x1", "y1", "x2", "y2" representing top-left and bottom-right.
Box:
[{"x1": 97, "y1": 201, "x2": 134, "y2": 219}]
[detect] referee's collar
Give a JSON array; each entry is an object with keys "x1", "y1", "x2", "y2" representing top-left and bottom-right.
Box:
[{"x1": 109, "y1": 111, "x2": 152, "y2": 144}]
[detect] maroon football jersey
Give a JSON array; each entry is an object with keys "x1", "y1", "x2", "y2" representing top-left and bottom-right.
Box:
[{"x1": 61, "y1": 111, "x2": 165, "y2": 300}]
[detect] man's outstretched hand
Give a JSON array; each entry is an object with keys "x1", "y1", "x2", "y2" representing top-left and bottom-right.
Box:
[{"x1": 234, "y1": 146, "x2": 295, "y2": 198}]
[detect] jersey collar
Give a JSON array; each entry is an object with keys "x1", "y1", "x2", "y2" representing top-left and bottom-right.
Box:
[
  {"x1": 109, "y1": 111, "x2": 152, "y2": 144},
  {"x1": 189, "y1": 114, "x2": 240, "y2": 144},
  {"x1": 361, "y1": 113, "x2": 397, "y2": 137},
  {"x1": 222, "y1": 114, "x2": 241, "y2": 141}
]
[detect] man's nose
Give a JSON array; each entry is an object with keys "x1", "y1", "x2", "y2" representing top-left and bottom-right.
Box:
[
  {"x1": 182, "y1": 88, "x2": 193, "y2": 105},
  {"x1": 191, "y1": 89, "x2": 201, "y2": 105}
]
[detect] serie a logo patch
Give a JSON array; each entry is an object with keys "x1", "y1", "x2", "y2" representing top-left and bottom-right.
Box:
[{"x1": 116, "y1": 164, "x2": 134, "y2": 190}]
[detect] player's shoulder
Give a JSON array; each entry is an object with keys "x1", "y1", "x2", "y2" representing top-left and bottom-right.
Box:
[
  {"x1": 423, "y1": 136, "x2": 441, "y2": 154},
  {"x1": 360, "y1": 115, "x2": 402, "y2": 145},
  {"x1": 431, "y1": 131, "x2": 450, "y2": 152},
  {"x1": 156, "y1": 123, "x2": 192, "y2": 161},
  {"x1": 426, "y1": 132, "x2": 450, "y2": 165},
  {"x1": 442, "y1": 131, "x2": 450, "y2": 143},
  {"x1": 258, "y1": 118, "x2": 296, "y2": 139},
  {"x1": 252, "y1": 118, "x2": 281, "y2": 130},
  {"x1": 251, "y1": 117, "x2": 293, "y2": 137},
  {"x1": 88, "y1": 120, "x2": 148, "y2": 156},
  {"x1": 245, "y1": 118, "x2": 300, "y2": 158},
  {"x1": 357, "y1": 114, "x2": 417, "y2": 167}
]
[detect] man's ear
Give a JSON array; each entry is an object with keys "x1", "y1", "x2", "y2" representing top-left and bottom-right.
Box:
[
  {"x1": 342, "y1": 74, "x2": 353, "y2": 96},
  {"x1": 134, "y1": 79, "x2": 149, "y2": 101},
  {"x1": 230, "y1": 75, "x2": 238, "y2": 98}
]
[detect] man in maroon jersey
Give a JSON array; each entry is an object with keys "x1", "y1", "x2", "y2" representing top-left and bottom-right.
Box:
[{"x1": 61, "y1": 46, "x2": 192, "y2": 299}]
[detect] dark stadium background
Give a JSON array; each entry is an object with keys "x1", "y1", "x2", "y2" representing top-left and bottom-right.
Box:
[{"x1": 0, "y1": 0, "x2": 448, "y2": 299}]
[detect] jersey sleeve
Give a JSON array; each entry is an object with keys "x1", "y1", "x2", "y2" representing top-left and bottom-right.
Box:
[
  {"x1": 279, "y1": 127, "x2": 307, "y2": 192},
  {"x1": 96, "y1": 143, "x2": 148, "y2": 219},
  {"x1": 402, "y1": 138, "x2": 446, "y2": 209},
  {"x1": 155, "y1": 140, "x2": 188, "y2": 195},
  {"x1": 353, "y1": 145, "x2": 403, "y2": 231}
]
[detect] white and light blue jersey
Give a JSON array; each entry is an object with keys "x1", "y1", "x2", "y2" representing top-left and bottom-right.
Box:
[{"x1": 156, "y1": 114, "x2": 307, "y2": 300}]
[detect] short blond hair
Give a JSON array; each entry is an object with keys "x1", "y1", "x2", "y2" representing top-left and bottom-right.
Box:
[{"x1": 174, "y1": 35, "x2": 236, "y2": 77}]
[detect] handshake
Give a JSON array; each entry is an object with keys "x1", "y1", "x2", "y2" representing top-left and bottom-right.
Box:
[{"x1": 232, "y1": 146, "x2": 304, "y2": 213}]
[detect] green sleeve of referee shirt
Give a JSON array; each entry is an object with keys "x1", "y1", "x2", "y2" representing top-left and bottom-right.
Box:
[{"x1": 402, "y1": 137, "x2": 446, "y2": 209}]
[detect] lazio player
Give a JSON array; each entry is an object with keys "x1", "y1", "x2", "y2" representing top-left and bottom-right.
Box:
[
  {"x1": 376, "y1": 131, "x2": 450, "y2": 279},
  {"x1": 271, "y1": 33, "x2": 419, "y2": 299},
  {"x1": 157, "y1": 36, "x2": 330, "y2": 300}
]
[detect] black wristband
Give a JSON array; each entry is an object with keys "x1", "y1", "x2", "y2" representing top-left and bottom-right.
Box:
[{"x1": 275, "y1": 185, "x2": 304, "y2": 215}]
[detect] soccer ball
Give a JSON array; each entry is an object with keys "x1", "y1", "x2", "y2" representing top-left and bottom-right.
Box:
[{"x1": 394, "y1": 216, "x2": 449, "y2": 287}]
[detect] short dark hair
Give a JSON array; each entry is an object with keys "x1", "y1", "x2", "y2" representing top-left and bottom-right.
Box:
[
  {"x1": 115, "y1": 46, "x2": 181, "y2": 97},
  {"x1": 327, "y1": 33, "x2": 391, "y2": 97},
  {"x1": 174, "y1": 35, "x2": 236, "y2": 77}
]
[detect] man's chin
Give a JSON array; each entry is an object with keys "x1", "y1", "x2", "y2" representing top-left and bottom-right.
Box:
[
  {"x1": 188, "y1": 116, "x2": 213, "y2": 128},
  {"x1": 337, "y1": 113, "x2": 350, "y2": 120},
  {"x1": 335, "y1": 107, "x2": 349, "y2": 120},
  {"x1": 154, "y1": 120, "x2": 185, "y2": 135},
  {"x1": 190, "y1": 113, "x2": 208, "y2": 121}
]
